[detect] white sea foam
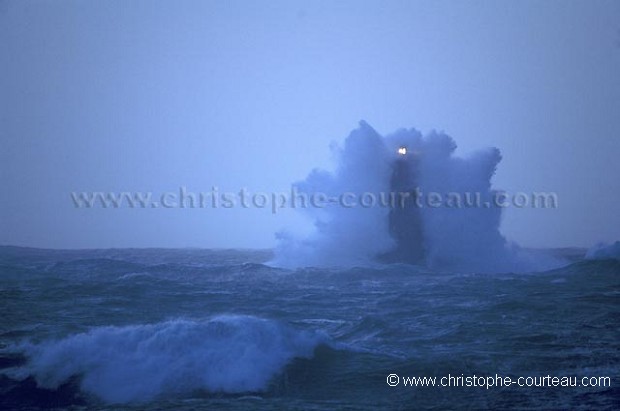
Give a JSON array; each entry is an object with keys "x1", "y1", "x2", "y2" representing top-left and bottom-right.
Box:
[{"x1": 9, "y1": 315, "x2": 323, "y2": 403}]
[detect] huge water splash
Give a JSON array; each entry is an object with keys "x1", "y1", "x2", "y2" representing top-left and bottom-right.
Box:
[{"x1": 274, "y1": 121, "x2": 558, "y2": 273}]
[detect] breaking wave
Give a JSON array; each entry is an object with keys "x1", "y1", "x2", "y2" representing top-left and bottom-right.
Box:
[{"x1": 6, "y1": 315, "x2": 324, "y2": 403}]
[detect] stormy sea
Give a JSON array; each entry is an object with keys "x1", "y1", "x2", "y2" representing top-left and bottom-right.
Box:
[
  {"x1": 1, "y1": 246, "x2": 619, "y2": 410},
  {"x1": 2, "y1": 123, "x2": 619, "y2": 410}
]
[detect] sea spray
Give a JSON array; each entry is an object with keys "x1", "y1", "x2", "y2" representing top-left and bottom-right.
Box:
[
  {"x1": 586, "y1": 241, "x2": 620, "y2": 261},
  {"x1": 274, "y1": 121, "x2": 560, "y2": 272}
]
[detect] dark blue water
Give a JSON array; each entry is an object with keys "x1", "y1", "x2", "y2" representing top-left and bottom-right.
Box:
[{"x1": 1, "y1": 246, "x2": 618, "y2": 410}]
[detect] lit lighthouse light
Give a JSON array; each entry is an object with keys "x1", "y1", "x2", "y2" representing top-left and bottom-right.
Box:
[{"x1": 397, "y1": 146, "x2": 407, "y2": 155}]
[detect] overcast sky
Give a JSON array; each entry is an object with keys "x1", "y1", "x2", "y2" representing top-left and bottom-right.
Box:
[{"x1": 1, "y1": 0, "x2": 619, "y2": 249}]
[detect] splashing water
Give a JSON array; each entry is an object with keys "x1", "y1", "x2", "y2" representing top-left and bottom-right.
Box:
[{"x1": 274, "y1": 121, "x2": 560, "y2": 272}]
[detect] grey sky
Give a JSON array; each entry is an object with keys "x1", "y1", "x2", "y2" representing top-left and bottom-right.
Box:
[{"x1": 1, "y1": 0, "x2": 619, "y2": 249}]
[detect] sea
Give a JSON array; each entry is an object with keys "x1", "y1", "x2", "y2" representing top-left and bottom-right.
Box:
[{"x1": 0, "y1": 246, "x2": 618, "y2": 410}]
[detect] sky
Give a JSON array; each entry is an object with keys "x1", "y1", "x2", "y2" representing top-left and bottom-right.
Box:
[{"x1": 1, "y1": 0, "x2": 619, "y2": 249}]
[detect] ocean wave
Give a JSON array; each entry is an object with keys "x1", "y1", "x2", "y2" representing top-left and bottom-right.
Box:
[
  {"x1": 586, "y1": 241, "x2": 620, "y2": 261},
  {"x1": 5, "y1": 315, "x2": 325, "y2": 404}
]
